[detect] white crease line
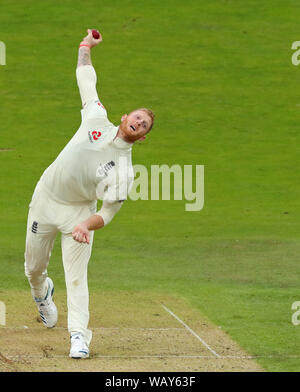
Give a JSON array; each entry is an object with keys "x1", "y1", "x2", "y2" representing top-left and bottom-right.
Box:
[
  {"x1": 4, "y1": 354, "x2": 293, "y2": 360},
  {"x1": 0, "y1": 326, "x2": 184, "y2": 331},
  {"x1": 2, "y1": 354, "x2": 239, "y2": 359},
  {"x1": 5, "y1": 355, "x2": 216, "y2": 359},
  {"x1": 161, "y1": 304, "x2": 221, "y2": 358}
]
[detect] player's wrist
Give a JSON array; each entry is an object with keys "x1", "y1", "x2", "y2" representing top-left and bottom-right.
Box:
[
  {"x1": 79, "y1": 221, "x2": 89, "y2": 231},
  {"x1": 79, "y1": 40, "x2": 91, "y2": 48}
]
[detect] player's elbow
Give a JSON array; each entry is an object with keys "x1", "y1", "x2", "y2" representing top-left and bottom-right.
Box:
[{"x1": 96, "y1": 201, "x2": 123, "y2": 226}]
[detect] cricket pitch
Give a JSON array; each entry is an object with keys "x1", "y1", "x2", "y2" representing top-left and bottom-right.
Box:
[{"x1": 0, "y1": 291, "x2": 263, "y2": 372}]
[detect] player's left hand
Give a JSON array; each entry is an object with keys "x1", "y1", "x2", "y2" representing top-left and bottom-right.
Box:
[{"x1": 72, "y1": 223, "x2": 90, "y2": 244}]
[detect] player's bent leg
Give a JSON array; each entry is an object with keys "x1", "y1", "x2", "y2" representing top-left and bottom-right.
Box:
[
  {"x1": 61, "y1": 231, "x2": 94, "y2": 358},
  {"x1": 24, "y1": 219, "x2": 57, "y2": 298},
  {"x1": 24, "y1": 210, "x2": 58, "y2": 327}
]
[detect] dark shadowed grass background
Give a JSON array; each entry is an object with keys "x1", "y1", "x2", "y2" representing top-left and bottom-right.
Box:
[{"x1": 1, "y1": 0, "x2": 300, "y2": 371}]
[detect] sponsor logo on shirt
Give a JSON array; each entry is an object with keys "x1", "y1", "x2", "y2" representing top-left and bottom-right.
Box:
[
  {"x1": 88, "y1": 130, "x2": 102, "y2": 143},
  {"x1": 96, "y1": 161, "x2": 115, "y2": 178}
]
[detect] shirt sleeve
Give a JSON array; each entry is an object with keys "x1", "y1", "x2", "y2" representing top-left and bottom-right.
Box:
[
  {"x1": 95, "y1": 182, "x2": 125, "y2": 225},
  {"x1": 94, "y1": 173, "x2": 133, "y2": 226},
  {"x1": 76, "y1": 65, "x2": 108, "y2": 123},
  {"x1": 82, "y1": 99, "x2": 108, "y2": 122},
  {"x1": 95, "y1": 198, "x2": 123, "y2": 226},
  {"x1": 76, "y1": 65, "x2": 99, "y2": 108}
]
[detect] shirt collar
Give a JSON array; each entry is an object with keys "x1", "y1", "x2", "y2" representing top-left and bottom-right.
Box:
[{"x1": 112, "y1": 127, "x2": 133, "y2": 150}]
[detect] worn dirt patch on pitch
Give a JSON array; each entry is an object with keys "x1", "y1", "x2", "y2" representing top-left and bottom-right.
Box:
[{"x1": 0, "y1": 291, "x2": 263, "y2": 372}]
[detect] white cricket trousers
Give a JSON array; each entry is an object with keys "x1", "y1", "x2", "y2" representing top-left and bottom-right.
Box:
[{"x1": 24, "y1": 181, "x2": 96, "y2": 346}]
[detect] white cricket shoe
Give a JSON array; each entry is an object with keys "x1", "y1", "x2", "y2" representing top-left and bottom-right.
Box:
[
  {"x1": 34, "y1": 277, "x2": 58, "y2": 328},
  {"x1": 69, "y1": 333, "x2": 89, "y2": 359}
]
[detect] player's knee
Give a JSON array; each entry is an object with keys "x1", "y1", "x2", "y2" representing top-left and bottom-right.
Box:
[
  {"x1": 24, "y1": 242, "x2": 51, "y2": 275},
  {"x1": 24, "y1": 263, "x2": 44, "y2": 278},
  {"x1": 24, "y1": 251, "x2": 48, "y2": 277}
]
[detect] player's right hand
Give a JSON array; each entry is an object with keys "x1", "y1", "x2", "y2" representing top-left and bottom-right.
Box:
[
  {"x1": 72, "y1": 223, "x2": 90, "y2": 244},
  {"x1": 79, "y1": 29, "x2": 102, "y2": 48}
]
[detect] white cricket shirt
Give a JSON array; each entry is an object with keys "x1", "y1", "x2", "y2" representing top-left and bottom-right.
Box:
[{"x1": 39, "y1": 99, "x2": 134, "y2": 208}]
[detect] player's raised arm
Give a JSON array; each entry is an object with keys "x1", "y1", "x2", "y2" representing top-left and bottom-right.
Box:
[{"x1": 76, "y1": 29, "x2": 102, "y2": 108}]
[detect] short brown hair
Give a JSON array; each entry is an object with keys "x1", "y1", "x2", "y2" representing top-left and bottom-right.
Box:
[{"x1": 131, "y1": 108, "x2": 155, "y2": 132}]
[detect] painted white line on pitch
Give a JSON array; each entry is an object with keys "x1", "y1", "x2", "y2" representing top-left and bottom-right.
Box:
[
  {"x1": 6, "y1": 354, "x2": 217, "y2": 359},
  {"x1": 4, "y1": 352, "x2": 300, "y2": 360},
  {"x1": 0, "y1": 326, "x2": 184, "y2": 331},
  {"x1": 161, "y1": 304, "x2": 221, "y2": 358},
  {"x1": 4, "y1": 353, "x2": 291, "y2": 360},
  {"x1": 3, "y1": 354, "x2": 236, "y2": 359}
]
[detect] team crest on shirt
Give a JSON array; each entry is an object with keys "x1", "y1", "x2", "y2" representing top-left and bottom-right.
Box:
[
  {"x1": 88, "y1": 130, "x2": 102, "y2": 143},
  {"x1": 31, "y1": 221, "x2": 38, "y2": 234}
]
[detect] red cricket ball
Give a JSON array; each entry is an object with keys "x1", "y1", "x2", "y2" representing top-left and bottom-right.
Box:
[{"x1": 92, "y1": 29, "x2": 100, "y2": 39}]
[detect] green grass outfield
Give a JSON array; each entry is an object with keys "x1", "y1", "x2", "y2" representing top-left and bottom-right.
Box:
[{"x1": 1, "y1": 0, "x2": 300, "y2": 372}]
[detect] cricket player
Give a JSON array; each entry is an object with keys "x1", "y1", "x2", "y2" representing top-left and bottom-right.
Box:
[{"x1": 24, "y1": 29, "x2": 154, "y2": 359}]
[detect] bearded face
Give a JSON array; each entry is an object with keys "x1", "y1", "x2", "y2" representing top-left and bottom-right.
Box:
[{"x1": 119, "y1": 110, "x2": 152, "y2": 142}]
